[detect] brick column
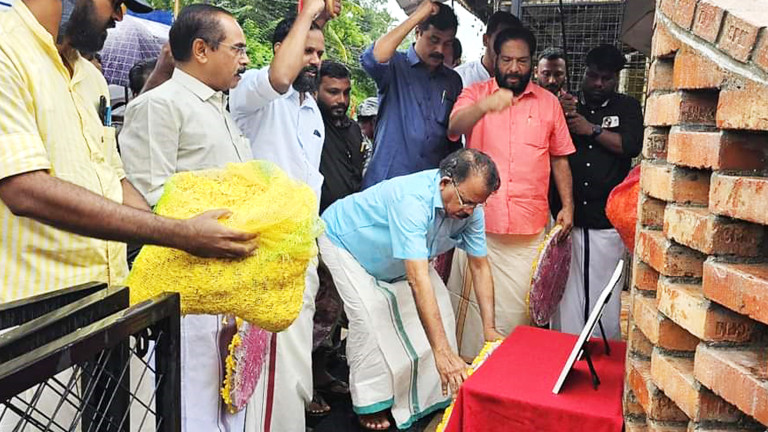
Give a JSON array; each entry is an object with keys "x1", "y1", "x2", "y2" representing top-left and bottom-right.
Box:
[{"x1": 625, "y1": 0, "x2": 768, "y2": 430}]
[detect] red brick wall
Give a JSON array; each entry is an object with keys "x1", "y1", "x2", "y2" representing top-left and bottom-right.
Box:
[{"x1": 625, "y1": 0, "x2": 768, "y2": 430}]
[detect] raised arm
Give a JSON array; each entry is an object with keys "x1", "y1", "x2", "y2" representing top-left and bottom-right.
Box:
[
  {"x1": 269, "y1": 0, "x2": 327, "y2": 94},
  {"x1": 448, "y1": 88, "x2": 516, "y2": 136},
  {"x1": 372, "y1": 0, "x2": 438, "y2": 63}
]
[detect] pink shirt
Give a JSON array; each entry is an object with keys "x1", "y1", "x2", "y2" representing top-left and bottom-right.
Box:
[{"x1": 450, "y1": 80, "x2": 575, "y2": 235}]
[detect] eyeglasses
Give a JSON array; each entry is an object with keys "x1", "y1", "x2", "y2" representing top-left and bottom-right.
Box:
[
  {"x1": 111, "y1": 0, "x2": 127, "y2": 13},
  {"x1": 219, "y1": 42, "x2": 248, "y2": 58},
  {"x1": 451, "y1": 179, "x2": 484, "y2": 209}
]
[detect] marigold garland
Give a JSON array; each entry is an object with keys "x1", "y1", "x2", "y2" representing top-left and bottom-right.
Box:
[
  {"x1": 221, "y1": 318, "x2": 270, "y2": 413},
  {"x1": 436, "y1": 339, "x2": 503, "y2": 432},
  {"x1": 526, "y1": 224, "x2": 572, "y2": 326}
]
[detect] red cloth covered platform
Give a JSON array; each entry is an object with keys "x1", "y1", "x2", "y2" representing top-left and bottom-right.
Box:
[{"x1": 444, "y1": 326, "x2": 626, "y2": 432}]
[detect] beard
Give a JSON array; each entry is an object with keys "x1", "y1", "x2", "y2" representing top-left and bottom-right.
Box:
[
  {"x1": 61, "y1": 0, "x2": 114, "y2": 53},
  {"x1": 543, "y1": 82, "x2": 563, "y2": 94},
  {"x1": 494, "y1": 65, "x2": 532, "y2": 95},
  {"x1": 319, "y1": 102, "x2": 349, "y2": 123},
  {"x1": 292, "y1": 65, "x2": 320, "y2": 93}
]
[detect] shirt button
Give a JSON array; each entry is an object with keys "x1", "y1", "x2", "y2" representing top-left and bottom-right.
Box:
[
  {"x1": 584, "y1": 182, "x2": 589, "y2": 187},
  {"x1": 583, "y1": 201, "x2": 588, "y2": 205},
  {"x1": 586, "y1": 162, "x2": 591, "y2": 167},
  {"x1": 588, "y1": 145, "x2": 593, "y2": 149}
]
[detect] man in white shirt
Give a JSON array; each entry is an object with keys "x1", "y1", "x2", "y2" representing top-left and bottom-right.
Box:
[
  {"x1": 229, "y1": 0, "x2": 336, "y2": 430},
  {"x1": 454, "y1": 11, "x2": 521, "y2": 87},
  {"x1": 119, "y1": 5, "x2": 252, "y2": 431}
]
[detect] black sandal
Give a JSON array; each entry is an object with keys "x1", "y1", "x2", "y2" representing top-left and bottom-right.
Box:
[
  {"x1": 306, "y1": 391, "x2": 331, "y2": 417},
  {"x1": 315, "y1": 376, "x2": 349, "y2": 395}
]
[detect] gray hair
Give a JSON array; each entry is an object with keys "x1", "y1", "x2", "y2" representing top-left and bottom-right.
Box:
[{"x1": 439, "y1": 149, "x2": 501, "y2": 194}]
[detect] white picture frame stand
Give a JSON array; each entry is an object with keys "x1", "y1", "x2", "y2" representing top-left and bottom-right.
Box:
[{"x1": 552, "y1": 260, "x2": 624, "y2": 394}]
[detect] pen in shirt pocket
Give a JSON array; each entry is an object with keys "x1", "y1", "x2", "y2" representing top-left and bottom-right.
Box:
[
  {"x1": 98, "y1": 95, "x2": 112, "y2": 127},
  {"x1": 441, "y1": 90, "x2": 446, "y2": 104}
]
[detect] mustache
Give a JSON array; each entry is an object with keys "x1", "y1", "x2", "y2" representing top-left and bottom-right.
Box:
[
  {"x1": 503, "y1": 73, "x2": 524, "y2": 80},
  {"x1": 237, "y1": 66, "x2": 247, "y2": 74},
  {"x1": 429, "y1": 53, "x2": 444, "y2": 61},
  {"x1": 302, "y1": 65, "x2": 319, "y2": 75}
]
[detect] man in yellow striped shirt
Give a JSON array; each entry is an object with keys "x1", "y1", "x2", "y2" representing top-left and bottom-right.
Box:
[{"x1": 0, "y1": 0, "x2": 257, "y2": 303}]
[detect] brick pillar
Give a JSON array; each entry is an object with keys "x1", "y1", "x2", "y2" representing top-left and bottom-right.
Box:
[{"x1": 626, "y1": 0, "x2": 768, "y2": 430}]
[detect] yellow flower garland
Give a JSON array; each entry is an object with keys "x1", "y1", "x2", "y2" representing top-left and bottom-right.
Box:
[{"x1": 436, "y1": 339, "x2": 503, "y2": 431}]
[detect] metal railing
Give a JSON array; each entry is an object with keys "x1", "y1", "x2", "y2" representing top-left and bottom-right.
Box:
[{"x1": 0, "y1": 284, "x2": 180, "y2": 432}]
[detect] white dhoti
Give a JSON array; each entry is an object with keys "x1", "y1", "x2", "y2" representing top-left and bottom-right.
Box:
[
  {"x1": 447, "y1": 231, "x2": 545, "y2": 359},
  {"x1": 318, "y1": 236, "x2": 454, "y2": 430},
  {"x1": 244, "y1": 259, "x2": 318, "y2": 432},
  {"x1": 550, "y1": 227, "x2": 625, "y2": 340},
  {"x1": 181, "y1": 315, "x2": 244, "y2": 432}
]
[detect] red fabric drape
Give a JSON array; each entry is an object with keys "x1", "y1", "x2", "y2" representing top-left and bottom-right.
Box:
[{"x1": 445, "y1": 326, "x2": 625, "y2": 432}]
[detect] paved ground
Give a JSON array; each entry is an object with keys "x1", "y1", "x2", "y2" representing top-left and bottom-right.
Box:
[{"x1": 308, "y1": 289, "x2": 632, "y2": 431}]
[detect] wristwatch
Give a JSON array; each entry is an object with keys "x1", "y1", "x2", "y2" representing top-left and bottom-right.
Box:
[{"x1": 590, "y1": 124, "x2": 603, "y2": 138}]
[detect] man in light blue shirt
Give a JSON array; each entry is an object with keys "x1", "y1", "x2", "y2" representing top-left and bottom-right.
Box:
[{"x1": 319, "y1": 149, "x2": 504, "y2": 430}]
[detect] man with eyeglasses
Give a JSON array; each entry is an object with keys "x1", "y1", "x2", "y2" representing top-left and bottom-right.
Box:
[
  {"x1": 447, "y1": 26, "x2": 575, "y2": 359},
  {"x1": 119, "y1": 5, "x2": 254, "y2": 431},
  {"x1": 318, "y1": 149, "x2": 503, "y2": 430}
]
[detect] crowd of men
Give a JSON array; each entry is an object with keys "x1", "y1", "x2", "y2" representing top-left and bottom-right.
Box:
[{"x1": 0, "y1": 0, "x2": 642, "y2": 430}]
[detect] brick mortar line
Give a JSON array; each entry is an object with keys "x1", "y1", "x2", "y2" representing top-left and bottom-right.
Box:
[{"x1": 657, "y1": 12, "x2": 768, "y2": 86}]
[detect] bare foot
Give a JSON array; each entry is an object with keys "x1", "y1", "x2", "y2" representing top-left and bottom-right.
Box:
[{"x1": 358, "y1": 411, "x2": 390, "y2": 430}]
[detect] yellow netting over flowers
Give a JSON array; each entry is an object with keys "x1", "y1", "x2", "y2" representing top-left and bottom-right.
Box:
[{"x1": 126, "y1": 161, "x2": 324, "y2": 332}]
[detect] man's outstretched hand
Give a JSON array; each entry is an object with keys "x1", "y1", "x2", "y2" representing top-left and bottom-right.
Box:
[
  {"x1": 434, "y1": 346, "x2": 468, "y2": 397},
  {"x1": 179, "y1": 209, "x2": 258, "y2": 259}
]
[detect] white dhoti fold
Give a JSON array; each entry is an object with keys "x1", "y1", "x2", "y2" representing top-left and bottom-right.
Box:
[
  {"x1": 447, "y1": 231, "x2": 545, "y2": 359},
  {"x1": 244, "y1": 259, "x2": 318, "y2": 432},
  {"x1": 318, "y1": 236, "x2": 454, "y2": 430},
  {"x1": 181, "y1": 314, "x2": 244, "y2": 432},
  {"x1": 550, "y1": 227, "x2": 625, "y2": 340}
]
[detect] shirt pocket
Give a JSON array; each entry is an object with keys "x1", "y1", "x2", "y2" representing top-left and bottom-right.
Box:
[
  {"x1": 517, "y1": 119, "x2": 552, "y2": 149},
  {"x1": 436, "y1": 95, "x2": 456, "y2": 127},
  {"x1": 94, "y1": 126, "x2": 117, "y2": 164}
]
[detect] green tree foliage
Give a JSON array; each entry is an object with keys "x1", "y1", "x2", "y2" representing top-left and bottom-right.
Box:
[{"x1": 149, "y1": 0, "x2": 399, "y2": 108}]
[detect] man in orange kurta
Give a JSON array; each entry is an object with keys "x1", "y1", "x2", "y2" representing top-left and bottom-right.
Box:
[{"x1": 446, "y1": 26, "x2": 575, "y2": 358}]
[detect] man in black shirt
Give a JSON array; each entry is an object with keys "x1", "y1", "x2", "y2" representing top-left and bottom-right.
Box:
[
  {"x1": 309, "y1": 60, "x2": 363, "y2": 417},
  {"x1": 318, "y1": 61, "x2": 365, "y2": 212},
  {"x1": 550, "y1": 45, "x2": 643, "y2": 340}
]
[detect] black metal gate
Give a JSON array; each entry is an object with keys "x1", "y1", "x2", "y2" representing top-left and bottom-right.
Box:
[
  {"x1": 520, "y1": 0, "x2": 648, "y2": 100},
  {"x1": 0, "y1": 283, "x2": 180, "y2": 432}
]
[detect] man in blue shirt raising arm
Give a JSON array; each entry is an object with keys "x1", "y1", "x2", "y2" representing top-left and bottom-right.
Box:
[
  {"x1": 318, "y1": 149, "x2": 504, "y2": 430},
  {"x1": 360, "y1": 0, "x2": 463, "y2": 189}
]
